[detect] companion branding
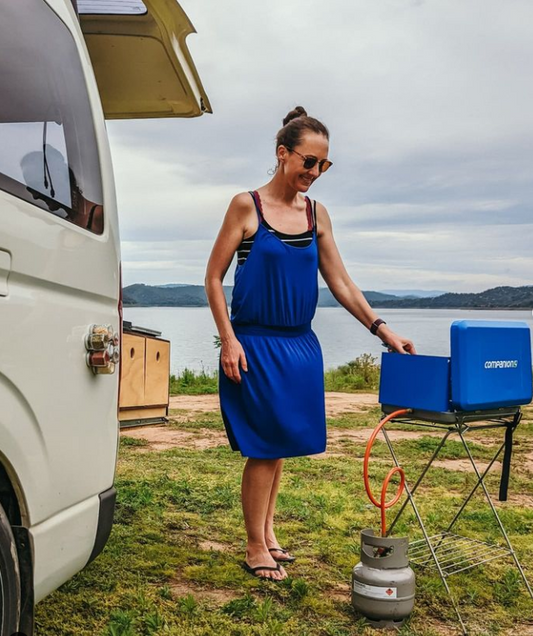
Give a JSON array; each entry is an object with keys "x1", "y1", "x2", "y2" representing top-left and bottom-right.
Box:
[{"x1": 484, "y1": 360, "x2": 519, "y2": 369}]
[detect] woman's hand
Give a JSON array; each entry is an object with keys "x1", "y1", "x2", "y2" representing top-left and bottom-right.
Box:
[
  {"x1": 221, "y1": 336, "x2": 248, "y2": 383},
  {"x1": 378, "y1": 326, "x2": 417, "y2": 355}
]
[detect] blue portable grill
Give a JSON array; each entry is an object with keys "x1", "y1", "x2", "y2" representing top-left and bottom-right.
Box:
[
  {"x1": 379, "y1": 320, "x2": 532, "y2": 414},
  {"x1": 373, "y1": 320, "x2": 533, "y2": 635}
]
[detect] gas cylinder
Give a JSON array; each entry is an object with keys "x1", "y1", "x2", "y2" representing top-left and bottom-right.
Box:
[{"x1": 352, "y1": 529, "x2": 415, "y2": 629}]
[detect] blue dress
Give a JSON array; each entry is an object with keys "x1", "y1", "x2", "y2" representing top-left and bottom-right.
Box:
[{"x1": 219, "y1": 191, "x2": 327, "y2": 459}]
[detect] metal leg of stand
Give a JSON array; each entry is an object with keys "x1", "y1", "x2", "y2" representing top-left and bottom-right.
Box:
[
  {"x1": 387, "y1": 428, "x2": 453, "y2": 537},
  {"x1": 444, "y1": 436, "x2": 506, "y2": 535},
  {"x1": 381, "y1": 429, "x2": 469, "y2": 635},
  {"x1": 457, "y1": 430, "x2": 533, "y2": 601}
]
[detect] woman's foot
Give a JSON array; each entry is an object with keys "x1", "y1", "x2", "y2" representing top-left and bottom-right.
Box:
[
  {"x1": 268, "y1": 547, "x2": 296, "y2": 563},
  {"x1": 245, "y1": 545, "x2": 288, "y2": 581},
  {"x1": 265, "y1": 532, "x2": 296, "y2": 563}
]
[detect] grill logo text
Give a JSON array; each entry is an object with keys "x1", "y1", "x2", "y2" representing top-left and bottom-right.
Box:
[{"x1": 484, "y1": 360, "x2": 518, "y2": 369}]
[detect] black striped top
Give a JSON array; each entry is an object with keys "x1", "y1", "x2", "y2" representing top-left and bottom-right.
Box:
[{"x1": 237, "y1": 192, "x2": 316, "y2": 266}]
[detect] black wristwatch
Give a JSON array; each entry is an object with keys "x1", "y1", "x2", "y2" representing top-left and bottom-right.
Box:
[{"x1": 370, "y1": 318, "x2": 386, "y2": 335}]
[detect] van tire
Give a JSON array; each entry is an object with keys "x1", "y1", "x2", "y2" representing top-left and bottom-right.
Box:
[{"x1": 0, "y1": 503, "x2": 20, "y2": 635}]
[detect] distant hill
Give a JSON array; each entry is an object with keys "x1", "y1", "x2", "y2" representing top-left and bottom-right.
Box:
[
  {"x1": 123, "y1": 284, "x2": 397, "y2": 308},
  {"x1": 123, "y1": 283, "x2": 533, "y2": 310},
  {"x1": 123, "y1": 284, "x2": 232, "y2": 307},
  {"x1": 318, "y1": 288, "x2": 398, "y2": 307},
  {"x1": 379, "y1": 289, "x2": 447, "y2": 298},
  {"x1": 373, "y1": 286, "x2": 533, "y2": 309}
]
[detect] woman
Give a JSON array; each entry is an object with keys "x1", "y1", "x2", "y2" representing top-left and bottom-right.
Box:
[{"x1": 205, "y1": 106, "x2": 415, "y2": 581}]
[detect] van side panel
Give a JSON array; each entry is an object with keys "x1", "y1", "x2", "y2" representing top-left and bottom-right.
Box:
[
  {"x1": 0, "y1": 191, "x2": 119, "y2": 525},
  {"x1": 31, "y1": 496, "x2": 100, "y2": 602}
]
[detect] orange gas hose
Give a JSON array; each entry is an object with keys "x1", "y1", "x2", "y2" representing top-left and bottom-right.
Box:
[{"x1": 363, "y1": 409, "x2": 410, "y2": 536}]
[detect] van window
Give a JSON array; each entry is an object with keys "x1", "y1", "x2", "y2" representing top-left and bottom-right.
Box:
[{"x1": 0, "y1": 1, "x2": 104, "y2": 234}]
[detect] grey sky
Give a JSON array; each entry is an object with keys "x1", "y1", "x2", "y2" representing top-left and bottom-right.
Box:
[{"x1": 108, "y1": 0, "x2": 533, "y2": 292}]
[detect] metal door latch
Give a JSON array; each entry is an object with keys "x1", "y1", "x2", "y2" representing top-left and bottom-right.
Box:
[{"x1": 85, "y1": 324, "x2": 120, "y2": 374}]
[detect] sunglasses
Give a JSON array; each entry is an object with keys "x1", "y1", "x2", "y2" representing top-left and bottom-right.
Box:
[{"x1": 287, "y1": 148, "x2": 333, "y2": 174}]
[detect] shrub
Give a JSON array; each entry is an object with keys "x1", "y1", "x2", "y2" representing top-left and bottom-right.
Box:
[
  {"x1": 324, "y1": 353, "x2": 380, "y2": 392},
  {"x1": 169, "y1": 367, "x2": 218, "y2": 395}
]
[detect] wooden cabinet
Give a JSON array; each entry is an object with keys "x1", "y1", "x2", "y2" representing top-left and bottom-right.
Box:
[
  {"x1": 119, "y1": 325, "x2": 170, "y2": 425},
  {"x1": 120, "y1": 333, "x2": 146, "y2": 408},
  {"x1": 144, "y1": 337, "x2": 170, "y2": 406}
]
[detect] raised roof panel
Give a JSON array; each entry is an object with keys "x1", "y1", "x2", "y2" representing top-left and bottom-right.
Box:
[{"x1": 79, "y1": 0, "x2": 212, "y2": 119}]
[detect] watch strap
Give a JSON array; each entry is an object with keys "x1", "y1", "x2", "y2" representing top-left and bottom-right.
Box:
[{"x1": 370, "y1": 318, "x2": 386, "y2": 335}]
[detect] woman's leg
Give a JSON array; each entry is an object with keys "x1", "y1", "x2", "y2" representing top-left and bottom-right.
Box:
[
  {"x1": 264, "y1": 459, "x2": 294, "y2": 561},
  {"x1": 242, "y1": 458, "x2": 287, "y2": 580}
]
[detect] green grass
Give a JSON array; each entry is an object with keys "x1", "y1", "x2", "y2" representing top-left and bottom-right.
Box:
[
  {"x1": 121, "y1": 436, "x2": 151, "y2": 448},
  {"x1": 170, "y1": 368, "x2": 219, "y2": 395},
  {"x1": 168, "y1": 410, "x2": 224, "y2": 430},
  {"x1": 35, "y1": 404, "x2": 533, "y2": 635}
]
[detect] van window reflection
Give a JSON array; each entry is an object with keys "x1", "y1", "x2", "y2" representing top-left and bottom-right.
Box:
[
  {"x1": 19, "y1": 145, "x2": 103, "y2": 234},
  {"x1": 21, "y1": 145, "x2": 71, "y2": 216}
]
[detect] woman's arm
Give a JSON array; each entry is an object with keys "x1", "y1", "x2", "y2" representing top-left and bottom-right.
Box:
[
  {"x1": 205, "y1": 193, "x2": 256, "y2": 382},
  {"x1": 316, "y1": 202, "x2": 416, "y2": 354}
]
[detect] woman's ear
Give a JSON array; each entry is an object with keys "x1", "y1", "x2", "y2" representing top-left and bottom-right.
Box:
[{"x1": 277, "y1": 145, "x2": 289, "y2": 164}]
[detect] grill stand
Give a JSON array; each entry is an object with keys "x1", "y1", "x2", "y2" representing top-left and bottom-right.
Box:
[{"x1": 379, "y1": 407, "x2": 532, "y2": 635}]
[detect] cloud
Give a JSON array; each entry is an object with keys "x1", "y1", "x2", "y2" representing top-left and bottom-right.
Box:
[{"x1": 108, "y1": 0, "x2": 533, "y2": 292}]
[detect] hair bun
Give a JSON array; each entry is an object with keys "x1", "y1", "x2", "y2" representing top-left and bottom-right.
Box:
[{"x1": 283, "y1": 106, "x2": 307, "y2": 126}]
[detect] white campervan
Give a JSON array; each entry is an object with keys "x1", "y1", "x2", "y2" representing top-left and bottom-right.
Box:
[{"x1": 0, "y1": 1, "x2": 210, "y2": 633}]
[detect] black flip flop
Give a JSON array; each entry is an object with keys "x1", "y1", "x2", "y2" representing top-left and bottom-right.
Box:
[
  {"x1": 268, "y1": 547, "x2": 296, "y2": 563},
  {"x1": 242, "y1": 561, "x2": 282, "y2": 581}
]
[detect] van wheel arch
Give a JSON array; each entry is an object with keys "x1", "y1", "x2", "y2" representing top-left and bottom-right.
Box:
[
  {"x1": 0, "y1": 502, "x2": 21, "y2": 635},
  {"x1": 0, "y1": 464, "x2": 34, "y2": 635}
]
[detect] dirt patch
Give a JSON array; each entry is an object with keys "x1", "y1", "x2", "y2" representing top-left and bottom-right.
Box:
[
  {"x1": 170, "y1": 579, "x2": 239, "y2": 604},
  {"x1": 324, "y1": 582, "x2": 350, "y2": 603},
  {"x1": 431, "y1": 459, "x2": 502, "y2": 474},
  {"x1": 121, "y1": 425, "x2": 448, "y2": 454},
  {"x1": 507, "y1": 626, "x2": 533, "y2": 635},
  {"x1": 126, "y1": 392, "x2": 380, "y2": 452},
  {"x1": 421, "y1": 620, "x2": 462, "y2": 636},
  {"x1": 324, "y1": 392, "x2": 378, "y2": 416},
  {"x1": 123, "y1": 392, "x2": 502, "y2": 458},
  {"x1": 169, "y1": 537, "x2": 238, "y2": 603},
  {"x1": 497, "y1": 493, "x2": 533, "y2": 507},
  {"x1": 169, "y1": 394, "x2": 219, "y2": 413},
  {"x1": 168, "y1": 392, "x2": 378, "y2": 418},
  {"x1": 121, "y1": 426, "x2": 438, "y2": 454},
  {"x1": 328, "y1": 428, "x2": 442, "y2": 444},
  {"x1": 328, "y1": 426, "x2": 497, "y2": 448},
  {"x1": 522, "y1": 451, "x2": 533, "y2": 473},
  {"x1": 123, "y1": 427, "x2": 226, "y2": 451},
  {"x1": 313, "y1": 451, "x2": 348, "y2": 460},
  {"x1": 198, "y1": 540, "x2": 232, "y2": 553}
]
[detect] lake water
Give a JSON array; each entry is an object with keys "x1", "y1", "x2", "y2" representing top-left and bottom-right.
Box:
[{"x1": 123, "y1": 307, "x2": 533, "y2": 375}]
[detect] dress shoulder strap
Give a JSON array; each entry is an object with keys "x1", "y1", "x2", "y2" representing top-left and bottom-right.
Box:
[
  {"x1": 304, "y1": 197, "x2": 317, "y2": 233},
  {"x1": 304, "y1": 197, "x2": 312, "y2": 231},
  {"x1": 313, "y1": 199, "x2": 317, "y2": 234},
  {"x1": 249, "y1": 190, "x2": 264, "y2": 223}
]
